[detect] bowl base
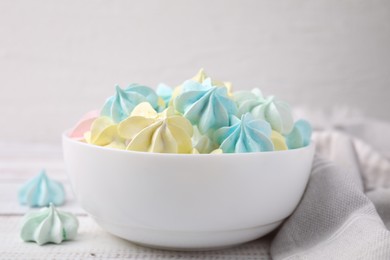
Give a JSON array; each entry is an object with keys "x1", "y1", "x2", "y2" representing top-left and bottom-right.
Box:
[
  {"x1": 131, "y1": 241, "x2": 247, "y2": 251},
  {"x1": 93, "y1": 217, "x2": 283, "y2": 251}
]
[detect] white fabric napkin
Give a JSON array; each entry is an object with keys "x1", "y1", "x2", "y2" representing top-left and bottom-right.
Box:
[{"x1": 270, "y1": 131, "x2": 390, "y2": 259}]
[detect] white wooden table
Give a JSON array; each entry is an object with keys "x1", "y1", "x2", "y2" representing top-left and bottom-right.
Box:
[{"x1": 0, "y1": 143, "x2": 272, "y2": 259}]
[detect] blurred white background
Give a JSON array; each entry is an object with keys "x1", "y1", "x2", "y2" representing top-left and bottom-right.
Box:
[{"x1": 1, "y1": 0, "x2": 389, "y2": 144}]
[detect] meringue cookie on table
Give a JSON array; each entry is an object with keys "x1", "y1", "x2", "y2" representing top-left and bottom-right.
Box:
[
  {"x1": 68, "y1": 110, "x2": 99, "y2": 141},
  {"x1": 234, "y1": 89, "x2": 294, "y2": 135},
  {"x1": 174, "y1": 78, "x2": 238, "y2": 134},
  {"x1": 20, "y1": 203, "x2": 78, "y2": 245},
  {"x1": 101, "y1": 84, "x2": 159, "y2": 123},
  {"x1": 118, "y1": 102, "x2": 194, "y2": 154},
  {"x1": 18, "y1": 170, "x2": 65, "y2": 207},
  {"x1": 214, "y1": 113, "x2": 274, "y2": 153},
  {"x1": 285, "y1": 119, "x2": 312, "y2": 149}
]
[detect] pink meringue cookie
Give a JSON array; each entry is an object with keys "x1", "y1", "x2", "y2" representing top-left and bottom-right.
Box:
[{"x1": 69, "y1": 110, "x2": 100, "y2": 140}]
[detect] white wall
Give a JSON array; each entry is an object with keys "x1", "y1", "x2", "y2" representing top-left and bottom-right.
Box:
[{"x1": 1, "y1": 0, "x2": 389, "y2": 143}]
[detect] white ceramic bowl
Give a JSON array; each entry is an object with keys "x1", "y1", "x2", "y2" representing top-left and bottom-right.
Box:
[{"x1": 62, "y1": 133, "x2": 315, "y2": 250}]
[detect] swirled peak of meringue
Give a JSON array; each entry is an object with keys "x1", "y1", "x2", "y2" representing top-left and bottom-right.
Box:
[
  {"x1": 101, "y1": 84, "x2": 159, "y2": 123},
  {"x1": 214, "y1": 113, "x2": 274, "y2": 153},
  {"x1": 18, "y1": 170, "x2": 65, "y2": 207},
  {"x1": 192, "y1": 68, "x2": 232, "y2": 93},
  {"x1": 234, "y1": 88, "x2": 294, "y2": 135},
  {"x1": 118, "y1": 102, "x2": 193, "y2": 153},
  {"x1": 234, "y1": 88, "x2": 266, "y2": 115},
  {"x1": 156, "y1": 83, "x2": 173, "y2": 105},
  {"x1": 20, "y1": 203, "x2": 78, "y2": 245},
  {"x1": 174, "y1": 78, "x2": 238, "y2": 134},
  {"x1": 171, "y1": 69, "x2": 233, "y2": 102},
  {"x1": 285, "y1": 119, "x2": 312, "y2": 149}
]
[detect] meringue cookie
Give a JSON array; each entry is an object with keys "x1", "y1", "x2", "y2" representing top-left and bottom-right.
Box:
[
  {"x1": 192, "y1": 68, "x2": 210, "y2": 83},
  {"x1": 210, "y1": 148, "x2": 223, "y2": 154},
  {"x1": 101, "y1": 84, "x2": 159, "y2": 123},
  {"x1": 192, "y1": 126, "x2": 218, "y2": 154},
  {"x1": 118, "y1": 102, "x2": 194, "y2": 153},
  {"x1": 234, "y1": 89, "x2": 294, "y2": 135},
  {"x1": 20, "y1": 203, "x2": 78, "y2": 245},
  {"x1": 214, "y1": 113, "x2": 274, "y2": 153},
  {"x1": 68, "y1": 110, "x2": 99, "y2": 140},
  {"x1": 234, "y1": 89, "x2": 266, "y2": 115},
  {"x1": 84, "y1": 116, "x2": 125, "y2": 149},
  {"x1": 271, "y1": 131, "x2": 288, "y2": 151},
  {"x1": 174, "y1": 78, "x2": 238, "y2": 134},
  {"x1": 192, "y1": 68, "x2": 232, "y2": 94},
  {"x1": 18, "y1": 170, "x2": 65, "y2": 207},
  {"x1": 191, "y1": 148, "x2": 200, "y2": 154},
  {"x1": 156, "y1": 83, "x2": 173, "y2": 105},
  {"x1": 171, "y1": 69, "x2": 233, "y2": 103},
  {"x1": 192, "y1": 147, "x2": 223, "y2": 154},
  {"x1": 285, "y1": 119, "x2": 312, "y2": 149}
]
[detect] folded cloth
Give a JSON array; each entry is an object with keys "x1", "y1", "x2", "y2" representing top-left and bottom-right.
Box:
[{"x1": 270, "y1": 131, "x2": 390, "y2": 260}]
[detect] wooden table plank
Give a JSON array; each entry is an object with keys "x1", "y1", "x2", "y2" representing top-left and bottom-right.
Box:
[{"x1": 0, "y1": 216, "x2": 272, "y2": 259}]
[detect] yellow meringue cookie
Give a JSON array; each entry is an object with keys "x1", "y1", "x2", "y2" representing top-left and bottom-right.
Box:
[
  {"x1": 210, "y1": 148, "x2": 223, "y2": 154},
  {"x1": 84, "y1": 117, "x2": 125, "y2": 149},
  {"x1": 223, "y1": 82, "x2": 233, "y2": 97},
  {"x1": 170, "y1": 85, "x2": 183, "y2": 105},
  {"x1": 118, "y1": 102, "x2": 194, "y2": 154},
  {"x1": 191, "y1": 148, "x2": 222, "y2": 154},
  {"x1": 271, "y1": 131, "x2": 288, "y2": 151},
  {"x1": 130, "y1": 102, "x2": 160, "y2": 118},
  {"x1": 104, "y1": 139, "x2": 126, "y2": 150},
  {"x1": 192, "y1": 68, "x2": 208, "y2": 83},
  {"x1": 192, "y1": 148, "x2": 200, "y2": 154},
  {"x1": 157, "y1": 96, "x2": 166, "y2": 110}
]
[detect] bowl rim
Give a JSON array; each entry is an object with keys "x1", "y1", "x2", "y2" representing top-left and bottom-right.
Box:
[{"x1": 62, "y1": 130, "x2": 315, "y2": 157}]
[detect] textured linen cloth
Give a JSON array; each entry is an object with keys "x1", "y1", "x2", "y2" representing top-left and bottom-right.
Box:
[{"x1": 270, "y1": 130, "x2": 390, "y2": 259}]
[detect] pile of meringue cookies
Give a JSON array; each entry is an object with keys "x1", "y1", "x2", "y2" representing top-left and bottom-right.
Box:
[
  {"x1": 17, "y1": 69, "x2": 312, "y2": 246},
  {"x1": 70, "y1": 69, "x2": 312, "y2": 154},
  {"x1": 18, "y1": 170, "x2": 78, "y2": 245}
]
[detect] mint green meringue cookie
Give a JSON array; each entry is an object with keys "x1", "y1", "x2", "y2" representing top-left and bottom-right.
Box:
[
  {"x1": 234, "y1": 89, "x2": 294, "y2": 135},
  {"x1": 18, "y1": 170, "x2": 65, "y2": 207},
  {"x1": 234, "y1": 89, "x2": 266, "y2": 115},
  {"x1": 20, "y1": 203, "x2": 79, "y2": 245},
  {"x1": 174, "y1": 78, "x2": 238, "y2": 134},
  {"x1": 101, "y1": 84, "x2": 159, "y2": 123},
  {"x1": 214, "y1": 113, "x2": 274, "y2": 153}
]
